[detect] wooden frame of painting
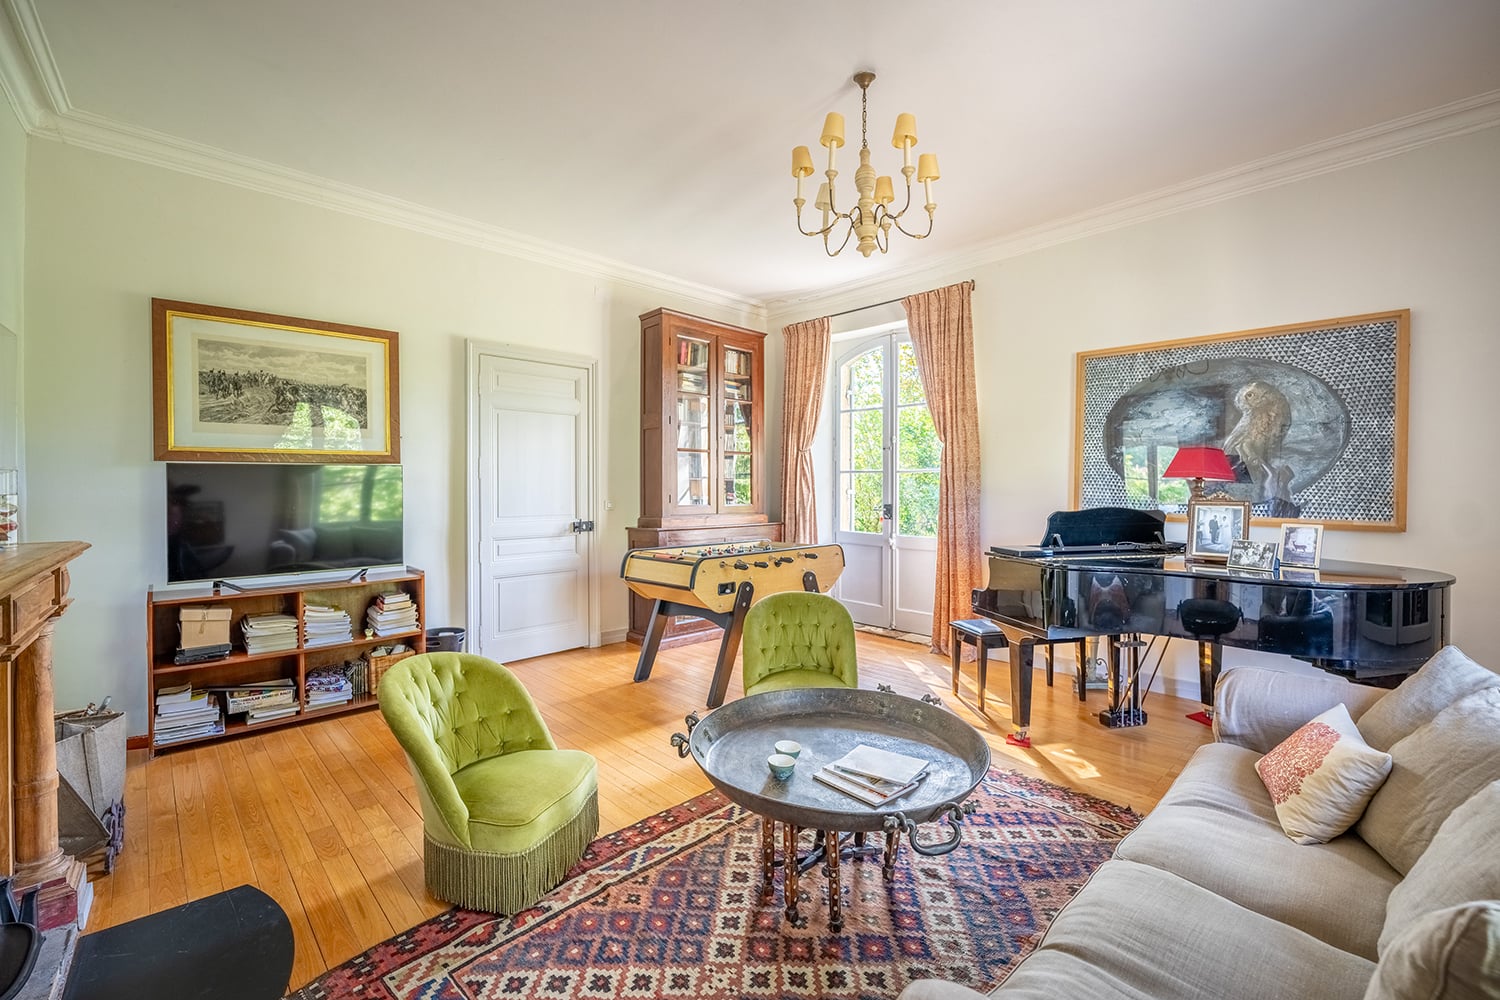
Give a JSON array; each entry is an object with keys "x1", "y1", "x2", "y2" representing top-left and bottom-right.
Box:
[
  {"x1": 1186, "y1": 498, "x2": 1250, "y2": 563},
  {"x1": 1072, "y1": 310, "x2": 1408, "y2": 531},
  {"x1": 152, "y1": 299, "x2": 400, "y2": 463}
]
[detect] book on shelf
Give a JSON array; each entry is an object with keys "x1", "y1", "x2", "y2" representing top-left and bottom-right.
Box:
[
  {"x1": 155, "y1": 690, "x2": 215, "y2": 717},
  {"x1": 245, "y1": 705, "x2": 300, "y2": 725},
  {"x1": 156, "y1": 682, "x2": 193, "y2": 704},
  {"x1": 153, "y1": 718, "x2": 224, "y2": 746}
]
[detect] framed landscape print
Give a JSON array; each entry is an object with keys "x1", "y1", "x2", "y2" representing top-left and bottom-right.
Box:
[
  {"x1": 152, "y1": 299, "x2": 400, "y2": 462},
  {"x1": 1073, "y1": 310, "x2": 1408, "y2": 531},
  {"x1": 1186, "y1": 499, "x2": 1250, "y2": 562},
  {"x1": 1279, "y1": 522, "x2": 1325, "y2": 569}
]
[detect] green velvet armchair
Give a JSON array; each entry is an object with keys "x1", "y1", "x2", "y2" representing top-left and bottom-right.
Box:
[
  {"x1": 377, "y1": 652, "x2": 598, "y2": 913},
  {"x1": 741, "y1": 591, "x2": 859, "y2": 696}
]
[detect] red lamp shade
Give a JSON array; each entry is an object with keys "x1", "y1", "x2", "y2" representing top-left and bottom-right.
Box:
[{"x1": 1162, "y1": 446, "x2": 1236, "y2": 482}]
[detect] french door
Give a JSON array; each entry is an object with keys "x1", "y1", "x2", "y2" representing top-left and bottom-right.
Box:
[{"x1": 832, "y1": 333, "x2": 938, "y2": 635}]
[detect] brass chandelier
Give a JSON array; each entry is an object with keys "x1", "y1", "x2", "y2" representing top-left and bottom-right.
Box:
[{"x1": 792, "y1": 71, "x2": 940, "y2": 257}]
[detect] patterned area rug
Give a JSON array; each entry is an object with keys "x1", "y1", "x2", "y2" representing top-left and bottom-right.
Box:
[{"x1": 289, "y1": 769, "x2": 1137, "y2": 1000}]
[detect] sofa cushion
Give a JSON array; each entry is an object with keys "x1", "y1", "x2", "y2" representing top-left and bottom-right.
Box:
[
  {"x1": 1118, "y1": 742, "x2": 1399, "y2": 959},
  {"x1": 1358, "y1": 687, "x2": 1500, "y2": 875},
  {"x1": 1364, "y1": 902, "x2": 1500, "y2": 1000},
  {"x1": 989, "y1": 860, "x2": 1376, "y2": 1000},
  {"x1": 1214, "y1": 665, "x2": 1386, "y2": 754},
  {"x1": 1380, "y1": 780, "x2": 1500, "y2": 955},
  {"x1": 1355, "y1": 646, "x2": 1499, "y2": 752},
  {"x1": 1255, "y1": 703, "x2": 1392, "y2": 845}
]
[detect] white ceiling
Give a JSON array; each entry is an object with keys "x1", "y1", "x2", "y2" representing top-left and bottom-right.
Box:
[{"x1": 6, "y1": 0, "x2": 1500, "y2": 309}]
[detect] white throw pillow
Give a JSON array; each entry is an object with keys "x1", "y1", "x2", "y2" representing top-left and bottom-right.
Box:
[{"x1": 1255, "y1": 703, "x2": 1393, "y2": 844}]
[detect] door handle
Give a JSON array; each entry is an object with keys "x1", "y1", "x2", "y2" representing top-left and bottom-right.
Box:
[{"x1": 570, "y1": 520, "x2": 595, "y2": 533}]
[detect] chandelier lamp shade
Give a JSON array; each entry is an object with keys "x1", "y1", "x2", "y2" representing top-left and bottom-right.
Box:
[
  {"x1": 792, "y1": 71, "x2": 939, "y2": 257},
  {"x1": 1162, "y1": 446, "x2": 1237, "y2": 501}
]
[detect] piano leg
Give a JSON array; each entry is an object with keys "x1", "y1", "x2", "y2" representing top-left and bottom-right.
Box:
[
  {"x1": 1004, "y1": 639, "x2": 1036, "y2": 748},
  {"x1": 633, "y1": 598, "x2": 671, "y2": 683},
  {"x1": 1075, "y1": 640, "x2": 1089, "y2": 702},
  {"x1": 1197, "y1": 640, "x2": 1222, "y2": 719}
]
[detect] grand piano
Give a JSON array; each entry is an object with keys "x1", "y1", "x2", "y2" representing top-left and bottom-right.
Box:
[{"x1": 971, "y1": 509, "x2": 1455, "y2": 745}]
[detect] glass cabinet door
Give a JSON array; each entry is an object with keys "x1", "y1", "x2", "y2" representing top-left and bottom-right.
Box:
[
  {"x1": 675, "y1": 336, "x2": 711, "y2": 507},
  {"x1": 721, "y1": 346, "x2": 754, "y2": 508}
]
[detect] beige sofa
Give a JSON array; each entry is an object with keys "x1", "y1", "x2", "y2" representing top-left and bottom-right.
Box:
[{"x1": 901, "y1": 647, "x2": 1500, "y2": 1000}]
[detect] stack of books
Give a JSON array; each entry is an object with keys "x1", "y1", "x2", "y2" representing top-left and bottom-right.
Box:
[
  {"x1": 213, "y1": 678, "x2": 299, "y2": 726},
  {"x1": 366, "y1": 591, "x2": 418, "y2": 637},
  {"x1": 813, "y1": 744, "x2": 929, "y2": 806},
  {"x1": 302, "y1": 604, "x2": 353, "y2": 648},
  {"x1": 305, "y1": 665, "x2": 353, "y2": 710},
  {"x1": 153, "y1": 683, "x2": 224, "y2": 746},
  {"x1": 241, "y1": 613, "x2": 299, "y2": 655}
]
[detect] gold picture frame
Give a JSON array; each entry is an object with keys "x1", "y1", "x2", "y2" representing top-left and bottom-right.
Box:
[
  {"x1": 152, "y1": 299, "x2": 400, "y2": 463},
  {"x1": 1073, "y1": 310, "x2": 1408, "y2": 531}
]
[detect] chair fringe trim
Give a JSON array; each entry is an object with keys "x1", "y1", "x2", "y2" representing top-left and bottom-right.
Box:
[{"x1": 424, "y1": 790, "x2": 599, "y2": 914}]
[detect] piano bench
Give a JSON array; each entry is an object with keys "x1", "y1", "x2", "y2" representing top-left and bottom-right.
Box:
[{"x1": 950, "y1": 619, "x2": 1061, "y2": 711}]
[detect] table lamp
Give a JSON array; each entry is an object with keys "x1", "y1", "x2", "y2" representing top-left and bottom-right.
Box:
[{"x1": 1162, "y1": 446, "x2": 1236, "y2": 501}]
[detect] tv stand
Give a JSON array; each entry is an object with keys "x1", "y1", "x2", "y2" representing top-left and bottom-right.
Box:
[{"x1": 146, "y1": 567, "x2": 426, "y2": 754}]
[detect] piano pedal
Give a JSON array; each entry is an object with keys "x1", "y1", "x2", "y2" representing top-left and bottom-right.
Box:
[
  {"x1": 1099, "y1": 708, "x2": 1148, "y2": 729},
  {"x1": 1005, "y1": 732, "x2": 1032, "y2": 748}
]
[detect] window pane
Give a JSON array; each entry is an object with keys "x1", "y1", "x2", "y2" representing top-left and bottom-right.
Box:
[
  {"x1": 840, "y1": 472, "x2": 883, "y2": 533},
  {"x1": 724, "y1": 401, "x2": 752, "y2": 452},
  {"x1": 842, "y1": 409, "x2": 883, "y2": 471},
  {"x1": 677, "y1": 396, "x2": 710, "y2": 449},
  {"x1": 676, "y1": 453, "x2": 709, "y2": 506},
  {"x1": 723, "y1": 454, "x2": 752, "y2": 506},
  {"x1": 897, "y1": 405, "x2": 940, "y2": 470},
  {"x1": 842, "y1": 347, "x2": 884, "y2": 408},
  {"x1": 898, "y1": 472, "x2": 939, "y2": 536},
  {"x1": 897, "y1": 342, "x2": 925, "y2": 405},
  {"x1": 677, "y1": 336, "x2": 709, "y2": 393}
]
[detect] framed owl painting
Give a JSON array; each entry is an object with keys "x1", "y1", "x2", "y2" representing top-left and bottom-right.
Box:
[{"x1": 1072, "y1": 310, "x2": 1409, "y2": 532}]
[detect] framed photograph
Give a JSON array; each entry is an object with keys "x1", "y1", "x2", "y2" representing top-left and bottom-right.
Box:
[
  {"x1": 1279, "y1": 522, "x2": 1324, "y2": 569},
  {"x1": 1227, "y1": 539, "x2": 1278, "y2": 572},
  {"x1": 152, "y1": 299, "x2": 400, "y2": 463},
  {"x1": 1279, "y1": 567, "x2": 1321, "y2": 584},
  {"x1": 1073, "y1": 310, "x2": 1408, "y2": 530},
  {"x1": 1186, "y1": 499, "x2": 1250, "y2": 562}
]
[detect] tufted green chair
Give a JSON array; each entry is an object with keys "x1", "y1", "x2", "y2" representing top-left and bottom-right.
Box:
[
  {"x1": 377, "y1": 652, "x2": 598, "y2": 913},
  {"x1": 741, "y1": 591, "x2": 859, "y2": 696}
]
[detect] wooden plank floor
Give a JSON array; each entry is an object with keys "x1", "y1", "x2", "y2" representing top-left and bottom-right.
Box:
[{"x1": 84, "y1": 634, "x2": 1213, "y2": 988}]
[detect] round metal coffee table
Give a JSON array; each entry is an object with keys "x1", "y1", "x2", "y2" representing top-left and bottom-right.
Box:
[{"x1": 671, "y1": 687, "x2": 990, "y2": 930}]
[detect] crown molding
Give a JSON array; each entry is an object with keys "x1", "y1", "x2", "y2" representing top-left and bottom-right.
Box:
[
  {"x1": 0, "y1": 1, "x2": 49, "y2": 129},
  {"x1": 763, "y1": 90, "x2": 1500, "y2": 317}
]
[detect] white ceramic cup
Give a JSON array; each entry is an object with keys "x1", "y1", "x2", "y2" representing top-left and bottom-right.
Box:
[{"x1": 774, "y1": 739, "x2": 802, "y2": 759}]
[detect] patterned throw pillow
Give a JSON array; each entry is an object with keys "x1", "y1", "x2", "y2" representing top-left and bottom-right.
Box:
[{"x1": 1255, "y1": 703, "x2": 1393, "y2": 844}]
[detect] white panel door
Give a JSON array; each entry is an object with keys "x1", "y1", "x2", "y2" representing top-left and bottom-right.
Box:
[
  {"x1": 475, "y1": 352, "x2": 592, "y2": 662},
  {"x1": 832, "y1": 334, "x2": 938, "y2": 636}
]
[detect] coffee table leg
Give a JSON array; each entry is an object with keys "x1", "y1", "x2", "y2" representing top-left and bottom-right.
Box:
[
  {"x1": 783, "y1": 823, "x2": 803, "y2": 926},
  {"x1": 761, "y1": 816, "x2": 776, "y2": 905},
  {"x1": 883, "y1": 828, "x2": 900, "y2": 881},
  {"x1": 823, "y1": 829, "x2": 843, "y2": 933}
]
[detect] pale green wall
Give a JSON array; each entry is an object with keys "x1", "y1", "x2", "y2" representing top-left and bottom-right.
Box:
[
  {"x1": 772, "y1": 126, "x2": 1500, "y2": 697},
  {"x1": 23, "y1": 141, "x2": 758, "y2": 733},
  {"x1": 0, "y1": 96, "x2": 23, "y2": 471}
]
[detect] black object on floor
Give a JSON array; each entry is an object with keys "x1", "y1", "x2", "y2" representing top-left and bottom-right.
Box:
[
  {"x1": 63, "y1": 885, "x2": 292, "y2": 1000},
  {"x1": 0, "y1": 878, "x2": 40, "y2": 1000}
]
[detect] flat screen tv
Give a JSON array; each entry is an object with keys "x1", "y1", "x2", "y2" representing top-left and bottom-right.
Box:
[{"x1": 166, "y1": 463, "x2": 404, "y2": 584}]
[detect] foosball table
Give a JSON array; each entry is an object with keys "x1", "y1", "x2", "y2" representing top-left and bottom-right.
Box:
[{"x1": 620, "y1": 540, "x2": 846, "y2": 707}]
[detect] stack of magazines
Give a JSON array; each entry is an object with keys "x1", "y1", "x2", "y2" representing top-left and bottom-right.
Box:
[
  {"x1": 366, "y1": 591, "x2": 418, "y2": 637},
  {"x1": 241, "y1": 613, "x2": 299, "y2": 655},
  {"x1": 303, "y1": 604, "x2": 353, "y2": 648},
  {"x1": 214, "y1": 678, "x2": 299, "y2": 725},
  {"x1": 814, "y1": 744, "x2": 929, "y2": 806},
  {"x1": 153, "y1": 683, "x2": 225, "y2": 746},
  {"x1": 305, "y1": 665, "x2": 353, "y2": 710}
]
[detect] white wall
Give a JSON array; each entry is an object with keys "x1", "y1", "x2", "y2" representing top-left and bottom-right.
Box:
[
  {"x1": 0, "y1": 95, "x2": 24, "y2": 471},
  {"x1": 769, "y1": 126, "x2": 1500, "y2": 697},
  {"x1": 22, "y1": 140, "x2": 760, "y2": 734}
]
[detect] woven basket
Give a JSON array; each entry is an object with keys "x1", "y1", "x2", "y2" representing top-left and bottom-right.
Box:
[{"x1": 365, "y1": 649, "x2": 416, "y2": 694}]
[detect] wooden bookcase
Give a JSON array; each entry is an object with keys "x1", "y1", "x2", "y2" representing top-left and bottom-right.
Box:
[
  {"x1": 631, "y1": 309, "x2": 780, "y2": 645},
  {"x1": 145, "y1": 567, "x2": 425, "y2": 753}
]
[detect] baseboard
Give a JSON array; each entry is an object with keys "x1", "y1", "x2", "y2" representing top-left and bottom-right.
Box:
[
  {"x1": 126, "y1": 734, "x2": 150, "y2": 751},
  {"x1": 599, "y1": 627, "x2": 628, "y2": 645}
]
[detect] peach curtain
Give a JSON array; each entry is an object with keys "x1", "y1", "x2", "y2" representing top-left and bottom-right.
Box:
[
  {"x1": 779, "y1": 317, "x2": 831, "y2": 545},
  {"x1": 903, "y1": 281, "x2": 982, "y2": 655}
]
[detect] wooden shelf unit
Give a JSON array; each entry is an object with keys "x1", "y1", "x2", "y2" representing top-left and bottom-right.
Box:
[{"x1": 145, "y1": 567, "x2": 425, "y2": 753}]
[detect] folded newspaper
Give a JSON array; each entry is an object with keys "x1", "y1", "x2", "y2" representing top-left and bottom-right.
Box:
[{"x1": 813, "y1": 744, "x2": 929, "y2": 806}]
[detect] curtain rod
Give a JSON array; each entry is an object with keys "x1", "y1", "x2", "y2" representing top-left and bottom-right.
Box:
[{"x1": 823, "y1": 279, "x2": 976, "y2": 320}]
